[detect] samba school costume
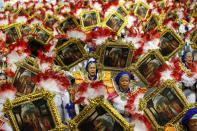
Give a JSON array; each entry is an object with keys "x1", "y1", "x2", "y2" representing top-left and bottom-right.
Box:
[
  {"x1": 0, "y1": 73, "x2": 16, "y2": 131},
  {"x1": 108, "y1": 71, "x2": 152, "y2": 131}
]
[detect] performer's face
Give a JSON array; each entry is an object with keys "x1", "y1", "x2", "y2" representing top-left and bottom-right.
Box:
[
  {"x1": 119, "y1": 77, "x2": 130, "y2": 91},
  {"x1": 0, "y1": 75, "x2": 6, "y2": 86},
  {"x1": 185, "y1": 53, "x2": 193, "y2": 65},
  {"x1": 88, "y1": 63, "x2": 97, "y2": 77},
  {"x1": 188, "y1": 119, "x2": 197, "y2": 131}
]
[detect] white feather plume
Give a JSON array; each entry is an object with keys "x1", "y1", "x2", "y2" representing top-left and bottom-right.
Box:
[
  {"x1": 66, "y1": 30, "x2": 86, "y2": 41},
  {"x1": 132, "y1": 119, "x2": 148, "y2": 131},
  {"x1": 143, "y1": 38, "x2": 160, "y2": 53},
  {"x1": 93, "y1": 37, "x2": 108, "y2": 46},
  {"x1": 39, "y1": 78, "x2": 62, "y2": 93},
  {"x1": 7, "y1": 50, "x2": 27, "y2": 64},
  {"x1": 15, "y1": 16, "x2": 27, "y2": 23},
  {"x1": 126, "y1": 15, "x2": 136, "y2": 28}
]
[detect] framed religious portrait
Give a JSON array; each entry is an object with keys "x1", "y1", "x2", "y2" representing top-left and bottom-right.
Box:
[
  {"x1": 24, "y1": 56, "x2": 39, "y2": 68},
  {"x1": 116, "y1": 4, "x2": 129, "y2": 17},
  {"x1": 30, "y1": 24, "x2": 52, "y2": 45},
  {"x1": 44, "y1": 14, "x2": 59, "y2": 30},
  {"x1": 19, "y1": 23, "x2": 32, "y2": 36},
  {"x1": 142, "y1": 14, "x2": 160, "y2": 32},
  {"x1": 159, "y1": 28, "x2": 185, "y2": 60},
  {"x1": 58, "y1": 16, "x2": 79, "y2": 34},
  {"x1": 3, "y1": 90, "x2": 66, "y2": 131},
  {"x1": 68, "y1": 97, "x2": 134, "y2": 131},
  {"x1": 134, "y1": 1, "x2": 150, "y2": 20},
  {"x1": 129, "y1": 3, "x2": 137, "y2": 13},
  {"x1": 55, "y1": 38, "x2": 88, "y2": 71},
  {"x1": 79, "y1": 9, "x2": 101, "y2": 31},
  {"x1": 1, "y1": 23, "x2": 21, "y2": 44},
  {"x1": 14, "y1": 7, "x2": 29, "y2": 17},
  {"x1": 13, "y1": 61, "x2": 39, "y2": 96},
  {"x1": 98, "y1": 40, "x2": 134, "y2": 72},
  {"x1": 104, "y1": 11, "x2": 128, "y2": 36},
  {"x1": 131, "y1": 50, "x2": 166, "y2": 86},
  {"x1": 139, "y1": 80, "x2": 190, "y2": 130}
]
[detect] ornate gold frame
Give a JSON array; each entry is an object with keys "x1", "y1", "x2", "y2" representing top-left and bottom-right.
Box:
[
  {"x1": 1, "y1": 23, "x2": 21, "y2": 44},
  {"x1": 157, "y1": 0, "x2": 166, "y2": 9},
  {"x1": 134, "y1": 1, "x2": 150, "y2": 20},
  {"x1": 2, "y1": 3, "x2": 15, "y2": 13},
  {"x1": 139, "y1": 80, "x2": 190, "y2": 130},
  {"x1": 190, "y1": 34, "x2": 197, "y2": 50},
  {"x1": 3, "y1": 90, "x2": 66, "y2": 131},
  {"x1": 57, "y1": 16, "x2": 79, "y2": 34},
  {"x1": 14, "y1": 7, "x2": 28, "y2": 17},
  {"x1": 30, "y1": 24, "x2": 53, "y2": 45},
  {"x1": 68, "y1": 97, "x2": 134, "y2": 131},
  {"x1": 131, "y1": 50, "x2": 166, "y2": 86},
  {"x1": 142, "y1": 14, "x2": 160, "y2": 32},
  {"x1": 190, "y1": 28, "x2": 197, "y2": 42},
  {"x1": 97, "y1": 40, "x2": 134, "y2": 72},
  {"x1": 159, "y1": 28, "x2": 185, "y2": 60},
  {"x1": 12, "y1": 61, "x2": 39, "y2": 96},
  {"x1": 192, "y1": 4, "x2": 197, "y2": 17},
  {"x1": 44, "y1": 13, "x2": 60, "y2": 31},
  {"x1": 116, "y1": 3, "x2": 129, "y2": 17},
  {"x1": 79, "y1": 9, "x2": 101, "y2": 31},
  {"x1": 103, "y1": 11, "x2": 128, "y2": 36},
  {"x1": 55, "y1": 38, "x2": 88, "y2": 71}
]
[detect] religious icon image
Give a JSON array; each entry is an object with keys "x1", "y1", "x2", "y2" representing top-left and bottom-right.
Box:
[
  {"x1": 34, "y1": 27, "x2": 50, "y2": 44},
  {"x1": 12, "y1": 99, "x2": 55, "y2": 130},
  {"x1": 59, "y1": 17, "x2": 78, "y2": 34},
  {"x1": 82, "y1": 12, "x2": 98, "y2": 27},
  {"x1": 3, "y1": 26, "x2": 20, "y2": 44},
  {"x1": 143, "y1": 15, "x2": 159, "y2": 32},
  {"x1": 106, "y1": 14, "x2": 124, "y2": 32},
  {"x1": 58, "y1": 43, "x2": 83, "y2": 66},
  {"x1": 104, "y1": 47, "x2": 129, "y2": 68},
  {"x1": 135, "y1": 3, "x2": 149, "y2": 19},
  {"x1": 116, "y1": 6, "x2": 127, "y2": 17},
  {"x1": 20, "y1": 24, "x2": 32, "y2": 36},
  {"x1": 13, "y1": 66, "x2": 37, "y2": 95},
  {"x1": 44, "y1": 15, "x2": 58, "y2": 30}
]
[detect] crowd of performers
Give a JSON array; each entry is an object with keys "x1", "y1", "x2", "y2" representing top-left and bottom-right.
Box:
[{"x1": 0, "y1": 49, "x2": 197, "y2": 131}]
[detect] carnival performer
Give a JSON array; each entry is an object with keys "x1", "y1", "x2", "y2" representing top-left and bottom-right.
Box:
[
  {"x1": 180, "y1": 107, "x2": 197, "y2": 131},
  {"x1": 180, "y1": 51, "x2": 197, "y2": 103},
  {"x1": 108, "y1": 71, "x2": 152, "y2": 131},
  {"x1": 73, "y1": 58, "x2": 114, "y2": 112},
  {"x1": 0, "y1": 73, "x2": 16, "y2": 131}
]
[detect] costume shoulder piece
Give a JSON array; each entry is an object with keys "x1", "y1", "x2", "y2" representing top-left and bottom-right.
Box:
[
  {"x1": 101, "y1": 71, "x2": 114, "y2": 93},
  {"x1": 73, "y1": 71, "x2": 84, "y2": 84}
]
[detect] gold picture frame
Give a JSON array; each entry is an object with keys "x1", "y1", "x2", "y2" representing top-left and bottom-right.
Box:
[
  {"x1": 104, "y1": 11, "x2": 128, "y2": 36},
  {"x1": 44, "y1": 13, "x2": 60, "y2": 31},
  {"x1": 30, "y1": 24, "x2": 53, "y2": 45},
  {"x1": 157, "y1": 0, "x2": 166, "y2": 9},
  {"x1": 139, "y1": 79, "x2": 190, "y2": 130},
  {"x1": 190, "y1": 28, "x2": 197, "y2": 42},
  {"x1": 134, "y1": 1, "x2": 150, "y2": 20},
  {"x1": 55, "y1": 38, "x2": 88, "y2": 71},
  {"x1": 14, "y1": 7, "x2": 29, "y2": 17},
  {"x1": 12, "y1": 61, "x2": 39, "y2": 97},
  {"x1": 3, "y1": 90, "x2": 66, "y2": 131},
  {"x1": 131, "y1": 50, "x2": 166, "y2": 86},
  {"x1": 1, "y1": 23, "x2": 21, "y2": 45},
  {"x1": 142, "y1": 14, "x2": 160, "y2": 32},
  {"x1": 98, "y1": 40, "x2": 134, "y2": 72},
  {"x1": 79, "y1": 9, "x2": 101, "y2": 31},
  {"x1": 116, "y1": 4, "x2": 129, "y2": 17},
  {"x1": 57, "y1": 16, "x2": 79, "y2": 34},
  {"x1": 159, "y1": 28, "x2": 185, "y2": 60},
  {"x1": 68, "y1": 97, "x2": 134, "y2": 131},
  {"x1": 192, "y1": 4, "x2": 197, "y2": 17},
  {"x1": 164, "y1": 11, "x2": 179, "y2": 21}
]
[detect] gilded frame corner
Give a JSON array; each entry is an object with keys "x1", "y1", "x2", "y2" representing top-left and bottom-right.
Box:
[
  {"x1": 116, "y1": 3, "x2": 129, "y2": 17},
  {"x1": 3, "y1": 90, "x2": 67, "y2": 131},
  {"x1": 142, "y1": 13, "x2": 160, "y2": 32},
  {"x1": 68, "y1": 97, "x2": 134, "y2": 131},
  {"x1": 44, "y1": 13, "x2": 60, "y2": 31}
]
